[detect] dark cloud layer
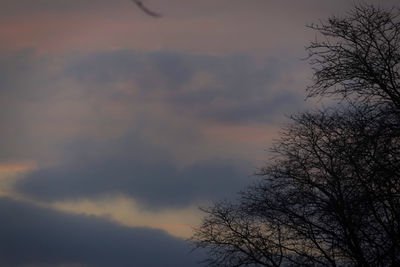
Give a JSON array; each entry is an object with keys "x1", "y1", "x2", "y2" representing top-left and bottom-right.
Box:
[
  {"x1": 0, "y1": 197, "x2": 202, "y2": 267},
  {"x1": 16, "y1": 134, "x2": 250, "y2": 209}
]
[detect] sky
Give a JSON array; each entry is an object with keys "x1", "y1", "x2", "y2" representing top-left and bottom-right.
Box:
[{"x1": 1, "y1": 0, "x2": 398, "y2": 266}]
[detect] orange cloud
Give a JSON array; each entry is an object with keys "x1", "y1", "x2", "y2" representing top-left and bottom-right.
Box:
[
  {"x1": 0, "y1": 162, "x2": 37, "y2": 173},
  {"x1": 52, "y1": 195, "x2": 202, "y2": 239}
]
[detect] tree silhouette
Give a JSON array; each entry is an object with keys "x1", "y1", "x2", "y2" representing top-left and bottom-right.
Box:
[
  {"x1": 192, "y1": 4, "x2": 400, "y2": 267},
  {"x1": 307, "y1": 5, "x2": 400, "y2": 109}
]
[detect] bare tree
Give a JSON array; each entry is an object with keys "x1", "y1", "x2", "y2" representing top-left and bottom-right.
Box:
[
  {"x1": 192, "y1": 4, "x2": 400, "y2": 267},
  {"x1": 307, "y1": 5, "x2": 400, "y2": 108},
  {"x1": 193, "y1": 106, "x2": 400, "y2": 266}
]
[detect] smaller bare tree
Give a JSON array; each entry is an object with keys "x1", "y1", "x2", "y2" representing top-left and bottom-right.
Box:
[{"x1": 307, "y1": 5, "x2": 400, "y2": 108}]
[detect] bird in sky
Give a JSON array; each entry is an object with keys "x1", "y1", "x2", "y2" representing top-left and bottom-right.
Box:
[{"x1": 131, "y1": 0, "x2": 162, "y2": 18}]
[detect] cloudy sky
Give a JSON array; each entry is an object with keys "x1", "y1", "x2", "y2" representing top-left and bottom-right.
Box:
[{"x1": 0, "y1": 0, "x2": 397, "y2": 266}]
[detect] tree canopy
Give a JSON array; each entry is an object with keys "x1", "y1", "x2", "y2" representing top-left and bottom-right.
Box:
[{"x1": 192, "y1": 4, "x2": 400, "y2": 267}]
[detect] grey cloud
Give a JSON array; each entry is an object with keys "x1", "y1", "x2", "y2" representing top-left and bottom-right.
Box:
[
  {"x1": 0, "y1": 49, "x2": 39, "y2": 161},
  {"x1": 0, "y1": 49, "x2": 65, "y2": 162},
  {"x1": 16, "y1": 134, "x2": 251, "y2": 209},
  {"x1": 0, "y1": 49, "x2": 304, "y2": 137},
  {"x1": 0, "y1": 196, "x2": 202, "y2": 267},
  {"x1": 0, "y1": 48, "x2": 45, "y2": 96},
  {"x1": 174, "y1": 88, "x2": 303, "y2": 123},
  {"x1": 65, "y1": 50, "x2": 305, "y2": 123},
  {"x1": 65, "y1": 50, "x2": 197, "y2": 91}
]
